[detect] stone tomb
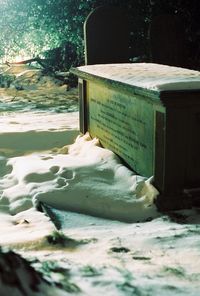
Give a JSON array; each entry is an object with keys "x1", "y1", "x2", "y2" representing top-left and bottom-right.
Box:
[{"x1": 71, "y1": 63, "x2": 200, "y2": 210}]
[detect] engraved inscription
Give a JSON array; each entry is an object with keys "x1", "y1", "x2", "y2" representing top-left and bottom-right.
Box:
[{"x1": 88, "y1": 82, "x2": 154, "y2": 176}]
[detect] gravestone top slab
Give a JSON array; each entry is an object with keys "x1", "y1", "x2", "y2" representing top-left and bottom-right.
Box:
[{"x1": 74, "y1": 63, "x2": 200, "y2": 92}]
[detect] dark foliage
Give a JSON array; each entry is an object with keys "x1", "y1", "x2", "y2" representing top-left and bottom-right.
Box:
[{"x1": 0, "y1": 0, "x2": 199, "y2": 70}]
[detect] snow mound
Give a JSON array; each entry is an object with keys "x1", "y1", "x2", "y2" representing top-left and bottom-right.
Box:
[
  {"x1": 12, "y1": 69, "x2": 63, "y2": 90},
  {"x1": 0, "y1": 134, "x2": 159, "y2": 222}
]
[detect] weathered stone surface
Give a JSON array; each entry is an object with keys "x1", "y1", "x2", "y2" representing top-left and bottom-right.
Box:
[
  {"x1": 88, "y1": 81, "x2": 155, "y2": 177},
  {"x1": 84, "y1": 6, "x2": 130, "y2": 65}
]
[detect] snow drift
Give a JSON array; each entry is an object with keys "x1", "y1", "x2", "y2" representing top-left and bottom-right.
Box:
[{"x1": 0, "y1": 133, "x2": 159, "y2": 222}]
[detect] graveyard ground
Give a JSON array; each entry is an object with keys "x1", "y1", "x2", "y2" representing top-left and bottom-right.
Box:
[{"x1": 0, "y1": 65, "x2": 200, "y2": 296}]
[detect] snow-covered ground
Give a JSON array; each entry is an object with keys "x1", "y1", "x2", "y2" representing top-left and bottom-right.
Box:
[{"x1": 0, "y1": 66, "x2": 200, "y2": 295}]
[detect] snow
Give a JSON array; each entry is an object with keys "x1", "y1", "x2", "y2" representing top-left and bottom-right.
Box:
[
  {"x1": 77, "y1": 63, "x2": 200, "y2": 91},
  {"x1": 0, "y1": 112, "x2": 79, "y2": 157},
  {"x1": 0, "y1": 133, "x2": 159, "y2": 222},
  {"x1": 0, "y1": 66, "x2": 200, "y2": 295}
]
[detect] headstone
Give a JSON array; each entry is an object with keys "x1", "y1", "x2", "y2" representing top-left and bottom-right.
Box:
[
  {"x1": 84, "y1": 6, "x2": 130, "y2": 65},
  {"x1": 71, "y1": 63, "x2": 200, "y2": 210},
  {"x1": 149, "y1": 14, "x2": 186, "y2": 67}
]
